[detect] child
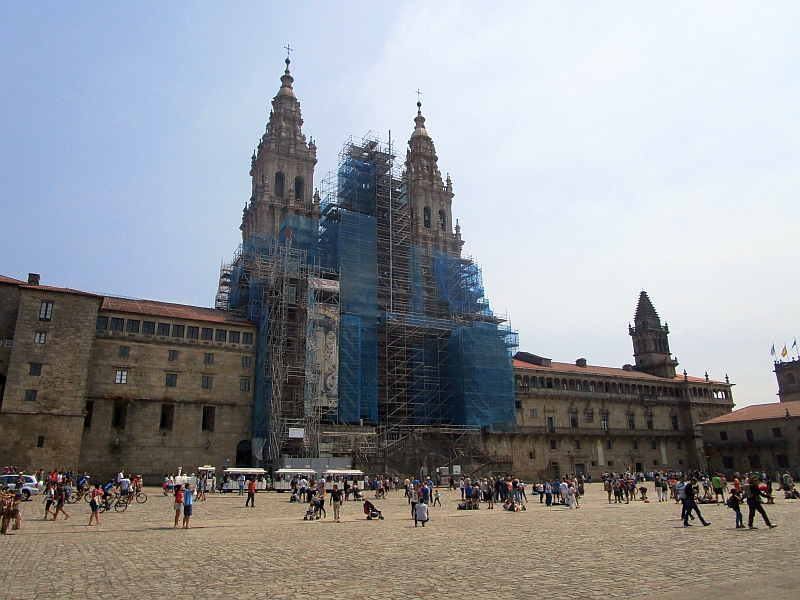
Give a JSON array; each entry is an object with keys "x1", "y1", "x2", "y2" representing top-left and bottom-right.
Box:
[
  {"x1": 432, "y1": 488, "x2": 441, "y2": 507},
  {"x1": 727, "y1": 489, "x2": 744, "y2": 529},
  {"x1": 639, "y1": 485, "x2": 649, "y2": 502}
]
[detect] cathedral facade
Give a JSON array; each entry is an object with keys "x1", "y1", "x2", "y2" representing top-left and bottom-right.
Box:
[{"x1": 0, "y1": 61, "x2": 733, "y2": 480}]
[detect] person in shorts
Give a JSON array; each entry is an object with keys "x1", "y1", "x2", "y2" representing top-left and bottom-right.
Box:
[
  {"x1": 182, "y1": 484, "x2": 193, "y2": 529},
  {"x1": 173, "y1": 484, "x2": 183, "y2": 528},
  {"x1": 711, "y1": 473, "x2": 724, "y2": 504},
  {"x1": 88, "y1": 483, "x2": 103, "y2": 526}
]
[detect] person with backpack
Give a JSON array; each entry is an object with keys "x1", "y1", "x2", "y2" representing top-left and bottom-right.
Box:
[{"x1": 727, "y1": 488, "x2": 744, "y2": 529}]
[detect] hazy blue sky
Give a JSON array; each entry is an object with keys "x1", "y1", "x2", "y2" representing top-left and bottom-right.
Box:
[{"x1": 2, "y1": 2, "x2": 799, "y2": 408}]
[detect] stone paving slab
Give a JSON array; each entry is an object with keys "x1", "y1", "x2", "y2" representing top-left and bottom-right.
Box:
[{"x1": 1, "y1": 483, "x2": 798, "y2": 598}]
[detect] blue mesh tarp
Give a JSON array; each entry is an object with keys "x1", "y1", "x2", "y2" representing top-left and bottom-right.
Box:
[
  {"x1": 433, "y1": 248, "x2": 485, "y2": 315},
  {"x1": 336, "y1": 210, "x2": 378, "y2": 424},
  {"x1": 450, "y1": 321, "x2": 516, "y2": 430},
  {"x1": 410, "y1": 244, "x2": 423, "y2": 315},
  {"x1": 338, "y1": 158, "x2": 375, "y2": 215},
  {"x1": 280, "y1": 214, "x2": 320, "y2": 260},
  {"x1": 412, "y1": 337, "x2": 454, "y2": 425},
  {"x1": 252, "y1": 301, "x2": 271, "y2": 439}
]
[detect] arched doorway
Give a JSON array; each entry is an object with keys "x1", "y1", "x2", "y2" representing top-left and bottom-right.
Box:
[{"x1": 236, "y1": 440, "x2": 252, "y2": 467}]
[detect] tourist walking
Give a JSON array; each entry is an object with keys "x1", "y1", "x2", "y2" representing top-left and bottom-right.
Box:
[
  {"x1": 746, "y1": 475, "x2": 776, "y2": 530},
  {"x1": 245, "y1": 477, "x2": 256, "y2": 507},
  {"x1": 727, "y1": 488, "x2": 744, "y2": 529},
  {"x1": 331, "y1": 484, "x2": 343, "y2": 522},
  {"x1": 173, "y1": 484, "x2": 183, "y2": 528},
  {"x1": 88, "y1": 483, "x2": 103, "y2": 526},
  {"x1": 683, "y1": 477, "x2": 709, "y2": 527},
  {"x1": 52, "y1": 483, "x2": 70, "y2": 521}
]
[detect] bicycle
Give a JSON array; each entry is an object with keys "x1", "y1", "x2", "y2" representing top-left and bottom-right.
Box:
[
  {"x1": 132, "y1": 489, "x2": 147, "y2": 504},
  {"x1": 98, "y1": 496, "x2": 128, "y2": 513}
]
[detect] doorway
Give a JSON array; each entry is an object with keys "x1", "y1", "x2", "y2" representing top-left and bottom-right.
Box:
[
  {"x1": 574, "y1": 463, "x2": 585, "y2": 477},
  {"x1": 236, "y1": 440, "x2": 252, "y2": 467},
  {"x1": 635, "y1": 462, "x2": 643, "y2": 472},
  {"x1": 551, "y1": 462, "x2": 560, "y2": 480}
]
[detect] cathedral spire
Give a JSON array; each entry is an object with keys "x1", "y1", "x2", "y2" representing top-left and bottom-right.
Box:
[
  {"x1": 412, "y1": 100, "x2": 428, "y2": 137},
  {"x1": 277, "y1": 57, "x2": 295, "y2": 98}
]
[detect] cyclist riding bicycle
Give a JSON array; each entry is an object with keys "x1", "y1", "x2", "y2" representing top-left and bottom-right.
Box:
[{"x1": 102, "y1": 479, "x2": 117, "y2": 510}]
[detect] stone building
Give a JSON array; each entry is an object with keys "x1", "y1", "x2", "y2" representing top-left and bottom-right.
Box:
[
  {"x1": 700, "y1": 401, "x2": 800, "y2": 479},
  {"x1": 486, "y1": 292, "x2": 734, "y2": 480},
  {"x1": 774, "y1": 358, "x2": 800, "y2": 403},
  {"x1": 0, "y1": 275, "x2": 256, "y2": 479}
]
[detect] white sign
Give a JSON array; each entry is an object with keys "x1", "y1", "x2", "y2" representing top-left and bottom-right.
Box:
[
  {"x1": 288, "y1": 428, "x2": 305, "y2": 439},
  {"x1": 452, "y1": 465, "x2": 461, "y2": 475}
]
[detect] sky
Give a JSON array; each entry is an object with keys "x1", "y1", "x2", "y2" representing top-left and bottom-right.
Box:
[{"x1": 1, "y1": 2, "x2": 799, "y2": 408}]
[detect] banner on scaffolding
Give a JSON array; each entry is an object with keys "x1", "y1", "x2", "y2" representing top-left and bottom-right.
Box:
[{"x1": 305, "y1": 279, "x2": 340, "y2": 411}]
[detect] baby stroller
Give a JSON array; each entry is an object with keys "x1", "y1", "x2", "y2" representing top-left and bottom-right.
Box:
[
  {"x1": 289, "y1": 490, "x2": 299, "y2": 503},
  {"x1": 363, "y1": 499, "x2": 383, "y2": 520},
  {"x1": 303, "y1": 498, "x2": 326, "y2": 520}
]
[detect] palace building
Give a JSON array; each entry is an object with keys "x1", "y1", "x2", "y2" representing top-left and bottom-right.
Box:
[{"x1": 0, "y1": 60, "x2": 734, "y2": 480}]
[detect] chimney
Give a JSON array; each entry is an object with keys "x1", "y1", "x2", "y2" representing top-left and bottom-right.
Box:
[
  {"x1": 576, "y1": 358, "x2": 587, "y2": 368},
  {"x1": 27, "y1": 273, "x2": 40, "y2": 286}
]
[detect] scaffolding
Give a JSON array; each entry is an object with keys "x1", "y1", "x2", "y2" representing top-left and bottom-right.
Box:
[{"x1": 214, "y1": 261, "x2": 233, "y2": 310}]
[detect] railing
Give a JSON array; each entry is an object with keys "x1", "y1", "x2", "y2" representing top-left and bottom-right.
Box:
[
  {"x1": 516, "y1": 425, "x2": 690, "y2": 437},
  {"x1": 705, "y1": 437, "x2": 789, "y2": 449}
]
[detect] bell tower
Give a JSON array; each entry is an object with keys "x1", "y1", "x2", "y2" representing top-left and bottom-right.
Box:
[
  {"x1": 405, "y1": 101, "x2": 462, "y2": 256},
  {"x1": 629, "y1": 291, "x2": 678, "y2": 379},
  {"x1": 240, "y1": 57, "x2": 319, "y2": 242}
]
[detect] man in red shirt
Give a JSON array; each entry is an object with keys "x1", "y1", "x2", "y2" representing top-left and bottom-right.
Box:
[{"x1": 245, "y1": 477, "x2": 257, "y2": 507}]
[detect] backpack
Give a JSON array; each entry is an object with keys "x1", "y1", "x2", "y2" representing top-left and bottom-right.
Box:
[{"x1": 726, "y1": 495, "x2": 738, "y2": 509}]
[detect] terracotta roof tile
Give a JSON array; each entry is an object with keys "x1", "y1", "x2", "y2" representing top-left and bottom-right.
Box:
[
  {"x1": 513, "y1": 358, "x2": 726, "y2": 385},
  {"x1": 19, "y1": 284, "x2": 102, "y2": 298},
  {"x1": 0, "y1": 274, "x2": 26, "y2": 285},
  {"x1": 700, "y1": 401, "x2": 800, "y2": 425},
  {"x1": 101, "y1": 296, "x2": 252, "y2": 326}
]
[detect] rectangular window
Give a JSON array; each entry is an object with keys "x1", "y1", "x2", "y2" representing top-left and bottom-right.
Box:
[
  {"x1": 187, "y1": 326, "x2": 199, "y2": 339},
  {"x1": 646, "y1": 414, "x2": 654, "y2": 430},
  {"x1": 627, "y1": 413, "x2": 636, "y2": 430},
  {"x1": 24, "y1": 389, "x2": 37, "y2": 402},
  {"x1": 722, "y1": 456, "x2": 735, "y2": 469},
  {"x1": 719, "y1": 430, "x2": 728, "y2": 441},
  {"x1": 550, "y1": 439, "x2": 557, "y2": 450},
  {"x1": 157, "y1": 323, "x2": 170, "y2": 336},
  {"x1": 142, "y1": 321, "x2": 155, "y2": 335},
  {"x1": 288, "y1": 285, "x2": 297, "y2": 304},
  {"x1": 36, "y1": 436, "x2": 44, "y2": 448},
  {"x1": 748, "y1": 455, "x2": 761, "y2": 469},
  {"x1": 171, "y1": 324, "x2": 185, "y2": 338},
  {"x1": 772, "y1": 427, "x2": 782, "y2": 438},
  {"x1": 601, "y1": 412, "x2": 609, "y2": 433},
  {"x1": 677, "y1": 441, "x2": 682, "y2": 449},
  {"x1": 119, "y1": 345, "x2": 130, "y2": 358},
  {"x1": 546, "y1": 416, "x2": 555, "y2": 433},
  {"x1": 202, "y1": 375, "x2": 213, "y2": 390},
  {"x1": 606, "y1": 440, "x2": 612, "y2": 450},
  {"x1": 39, "y1": 301, "x2": 54, "y2": 321},
  {"x1": 574, "y1": 439, "x2": 581, "y2": 450},
  {"x1": 242, "y1": 356, "x2": 251, "y2": 368},
  {"x1": 528, "y1": 451, "x2": 536, "y2": 460},
  {"x1": 240, "y1": 378, "x2": 251, "y2": 392},
  {"x1": 569, "y1": 412, "x2": 578, "y2": 428},
  {"x1": 160, "y1": 404, "x2": 174, "y2": 430},
  {"x1": 33, "y1": 332, "x2": 47, "y2": 344},
  {"x1": 112, "y1": 403, "x2": 127, "y2": 429},
  {"x1": 242, "y1": 332, "x2": 253, "y2": 345},
  {"x1": 746, "y1": 429, "x2": 754, "y2": 442},
  {"x1": 585, "y1": 410, "x2": 593, "y2": 422},
  {"x1": 777, "y1": 454, "x2": 790, "y2": 469},
  {"x1": 201, "y1": 328, "x2": 213, "y2": 340},
  {"x1": 96, "y1": 316, "x2": 109, "y2": 330},
  {"x1": 651, "y1": 440, "x2": 657, "y2": 450},
  {"x1": 215, "y1": 329, "x2": 227, "y2": 342},
  {"x1": 576, "y1": 383, "x2": 581, "y2": 391},
  {"x1": 115, "y1": 370, "x2": 128, "y2": 384},
  {"x1": 589, "y1": 384, "x2": 595, "y2": 392},
  {"x1": 202, "y1": 406, "x2": 216, "y2": 432},
  {"x1": 29, "y1": 362, "x2": 42, "y2": 376},
  {"x1": 671, "y1": 415, "x2": 679, "y2": 431},
  {"x1": 84, "y1": 400, "x2": 94, "y2": 429},
  {"x1": 229, "y1": 331, "x2": 240, "y2": 344},
  {"x1": 126, "y1": 319, "x2": 140, "y2": 333},
  {"x1": 165, "y1": 373, "x2": 178, "y2": 387},
  {"x1": 633, "y1": 440, "x2": 639, "y2": 450},
  {"x1": 653, "y1": 459, "x2": 659, "y2": 466},
  {"x1": 204, "y1": 353, "x2": 214, "y2": 365},
  {"x1": 4, "y1": 340, "x2": 10, "y2": 347},
  {"x1": 110, "y1": 317, "x2": 124, "y2": 332},
  {"x1": 515, "y1": 400, "x2": 522, "y2": 409},
  {"x1": 607, "y1": 460, "x2": 614, "y2": 467},
  {"x1": 168, "y1": 350, "x2": 179, "y2": 361},
  {"x1": 529, "y1": 408, "x2": 538, "y2": 418}
]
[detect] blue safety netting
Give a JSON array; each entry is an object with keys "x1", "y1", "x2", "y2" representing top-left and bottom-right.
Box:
[
  {"x1": 450, "y1": 321, "x2": 516, "y2": 431},
  {"x1": 433, "y1": 248, "x2": 488, "y2": 316},
  {"x1": 336, "y1": 210, "x2": 378, "y2": 424},
  {"x1": 412, "y1": 337, "x2": 454, "y2": 425},
  {"x1": 410, "y1": 244, "x2": 423, "y2": 315},
  {"x1": 338, "y1": 158, "x2": 376, "y2": 215}
]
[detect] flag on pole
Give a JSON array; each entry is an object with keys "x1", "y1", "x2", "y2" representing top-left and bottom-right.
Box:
[
  {"x1": 771, "y1": 344, "x2": 776, "y2": 357},
  {"x1": 782, "y1": 345, "x2": 788, "y2": 358},
  {"x1": 793, "y1": 338, "x2": 798, "y2": 351}
]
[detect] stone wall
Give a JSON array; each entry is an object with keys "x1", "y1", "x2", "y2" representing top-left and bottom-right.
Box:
[
  {"x1": 0, "y1": 282, "x2": 22, "y2": 398},
  {"x1": 79, "y1": 310, "x2": 256, "y2": 481},
  {"x1": 0, "y1": 287, "x2": 101, "y2": 470}
]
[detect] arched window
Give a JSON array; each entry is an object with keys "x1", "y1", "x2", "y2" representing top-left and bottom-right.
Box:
[
  {"x1": 274, "y1": 172, "x2": 285, "y2": 198},
  {"x1": 236, "y1": 440, "x2": 252, "y2": 467},
  {"x1": 294, "y1": 176, "x2": 304, "y2": 201},
  {"x1": 423, "y1": 207, "x2": 431, "y2": 228},
  {"x1": 438, "y1": 210, "x2": 446, "y2": 230}
]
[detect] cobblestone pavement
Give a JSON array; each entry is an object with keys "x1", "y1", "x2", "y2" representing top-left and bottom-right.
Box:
[{"x1": 1, "y1": 483, "x2": 798, "y2": 598}]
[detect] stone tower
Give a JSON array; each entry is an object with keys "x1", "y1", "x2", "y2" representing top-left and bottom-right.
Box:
[
  {"x1": 775, "y1": 359, "x2": 800, "y2": 402},
  {"x1": 240, "y1": 58, "x2": 319, "y2": 242},
  {"x1": 629, "y1": 291, "x2": 678, "y2": 378},
  {"x1": 405, "y1": 102, "x2": 463, "y2": 256}
]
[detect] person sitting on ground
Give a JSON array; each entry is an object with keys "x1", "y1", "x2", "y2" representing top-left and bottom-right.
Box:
[{"x1": 414, "y1": 500, "x2": 429, "y2": 526}]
